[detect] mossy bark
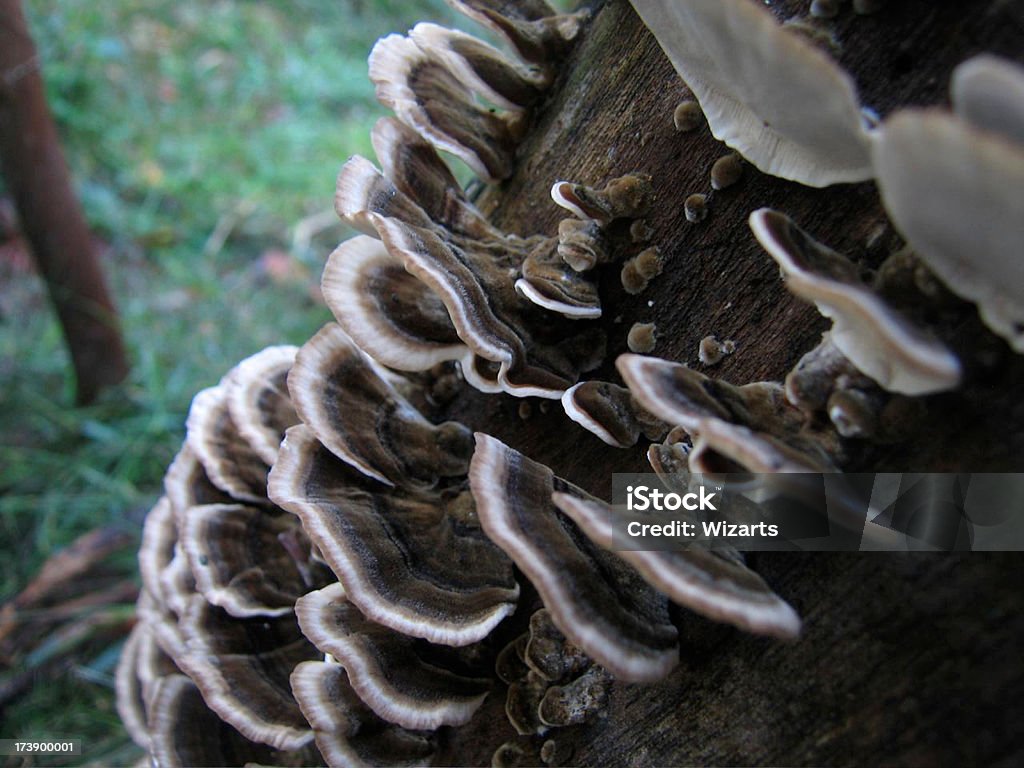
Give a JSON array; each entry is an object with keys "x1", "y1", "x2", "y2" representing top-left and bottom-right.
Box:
[{"x1": 432, "y1": 1, "x2": 1024, "y2": 765}]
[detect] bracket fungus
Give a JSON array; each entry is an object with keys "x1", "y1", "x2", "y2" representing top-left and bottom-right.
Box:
[
  {"x1": 119, "y1": 2, "x2": 1024, "y2": 765},
  {"x1": 295, "y1": 583, "x2": 491, "y2": 729},
  {"x1": 749, "y1": 208, "x2": 962, "y2": 395},
  {"x1": 270, "y1": 423, "x2": 519, "y2": 647},
  {"x1": 872, "y1": 104, "x2": 1024, "y2": 352},
  {"x1": 550, "y1": 492, "x2": 801, "y2": 639},
  {"x1": 628, "y1": 0, "x2": 873, "y2": 186},
  {"x1": 560, "y1": 380, "x2": 666, "y2": 448},
  {"x1": 470, "y1": 433, "x2": 680, "y2": 681}
]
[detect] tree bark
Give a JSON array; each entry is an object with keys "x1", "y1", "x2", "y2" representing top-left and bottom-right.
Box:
[
  {"x1": 0, "y1": 0, "x2": 128, "y2": 404},
  {"x1": 427, "y1": 1, "x2": 1024, "y2": 764}
]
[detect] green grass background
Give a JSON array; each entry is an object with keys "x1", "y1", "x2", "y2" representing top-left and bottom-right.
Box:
[{"x1": 0, "y1": 0, "x2": 465, "y2": 763}]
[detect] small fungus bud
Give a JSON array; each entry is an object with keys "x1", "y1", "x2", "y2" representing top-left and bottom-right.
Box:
[
  {"x1": 711, "y1": 153, "x2": 744, "y2": 190},
  {"x1": 627, "y1": 322, "x2": 657, "y2": 353},
  {"x1": 673, "y1": 99, "x2": 704, "y2": 132},
  {"x1": 684, "y1": 193, "x2": 708, "y2": 223},
  {"x1": 698, "y1": 335, "x2": 736, "y2": 365},
  {"x1": 810, "y1": 0, "x2": 840, "y2": 19},
  {"x1": 634, "y1": 247, "x2": 663, "y2": 280}
]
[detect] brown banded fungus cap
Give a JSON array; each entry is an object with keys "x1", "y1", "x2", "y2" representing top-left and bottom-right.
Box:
[
  {"x1": 288, "y1": 323, "x2": 474, "y2": 489},
  {"x1": 225, "y1": 344, "x2": 300, "y2": 466},
  {"x1": 291, "y1": 660, "x2": 435, "y2": 767},
  {"x1": 185, "y1": 383, "x2": 271, "y2": 505},
  {"x1": 617, "y1": 353, "x2": 836, "y2": 473},
  {"x1": 749, "y1": 208, "x2": 962, "y2": 395},
  {"x1": 408, "y1": 22, "x2": 549, "y2": 110},
  {"x1": 181, "y1": 502, "x2": 329, "y2": 618},
  {"x1": 470, "y1": 433, "x2": 680, "y2": 681},
  {"x1": 146, "y1": 674, "x2": 321, "y2": 768},
  {"x1": 295, "y1": 582, "x2": 491, "y2": 729},
  {"x1": 270, "y1": 424, "x2": 519, "y2": 646},
  {"x1": 369, "y1": 33, "x2": 521, "y2": 182},
  {"x1": 872, "y1": 104, "x2": 1024, "y2": 352},
  {"x1": 560, "y1": 380, "x2": 667, "y2": 448},
  {"x1": 321, "y1": 234, "x2": 472, "y2": 373},
  {"x1": 174, "y1": 595, "x2": 318, "y2": 750},
  {"x1": 333, "y1": 153, "x2": 606, "y2": 398},
  {"x1": 628, "y1": 0, "x2": 873, "y2": 186},
  {"x1": 444, "y1": 0, "x2": 588, "y2": 66},
  {"x1": 550, "y1": 492, "x2": 801, "y2": 639}
]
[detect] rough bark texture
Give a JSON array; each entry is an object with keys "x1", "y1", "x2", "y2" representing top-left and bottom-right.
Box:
[
  {"x1": 0, "y1": 0, "x2": 129, "y2": 404},
  {"x1": 423, "y1": 1, "x2": 1024, "y2": 765}
]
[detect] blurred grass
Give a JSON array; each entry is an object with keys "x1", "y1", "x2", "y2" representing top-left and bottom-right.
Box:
[{"x1": 0, "y1": 0, "x2": 461, "y2": 764}]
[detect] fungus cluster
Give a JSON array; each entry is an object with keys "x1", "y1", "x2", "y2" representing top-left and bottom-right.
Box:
[{"x1": 119, "y1": 0, "x2": 1024, "y2": 765}]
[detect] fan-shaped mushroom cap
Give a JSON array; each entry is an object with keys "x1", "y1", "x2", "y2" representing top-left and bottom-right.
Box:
[
  {"x1": 560, "y1": 380, "x2": 666, "y2": 448},
  {"x1": 175, "y1": 596, "x2": 317, "y2": 750},
  {"x1": 628, "y1": 0, "x2": 872, "y2": 186},
  {"x1": 368, "y1": 211, "x2": 603, "y2": 398},
  {"x1": 470, "y1": 433, "x2": 679, "y2": 681},
  {"x1": 689, "y1": 418, "x2": 833, "y2": 474},
  {"x1": 116, "y1": 624, "x2": 168, "y2": 749},
  {"x1": 162, "y1": 445, "x2": 232, "y2": 525},
  {"x1": 951, "y1": 54, "x2": 1024, "y2": 147},
  {"x1": 872, "y1": 108, "x2": 1024, "y2": 352},
  {"x1": 138, "y1": 496, "x2": 177, "y2": 610},
  {"x1": 444, "y1": 0, "x2": 586, "y2": 65},
  {"x1": 409, "y1": 23, "x2": 548, "y2": 110},
  {"x1": 185, "y1": 384, "x2": 269, "y2": 505},
  {"x1": 270, "y1": 424, "x2": 519, "y2": 646},
  {"x1": 369, "y1": 117, "x2": 499, "y2": 240},
  {"x1": 369, "y1": 34, "x2": 519, "y2": 181},
  {"x1": 288, "y1": 323, "x2": 474, "y2": 488},
  {"x1": 517, "y1": 238, "x2": 602, "y2": 319},
  {"x1": 147, "y1": 674, "x2": 320, "y2": 768},
  {"x1": 617, "y1": 353, "x2": 796, "y2": 434},
  {"x1": 550, "y1": 174, "x2": 654, "y2": 226},
  {"x1": 551, "y1": 492, "x2": 801, "y2": 639},
  {"x1": 291, "y1": 660, "x2": 435, "y2": 768},
  {"x1": 750, "y1": 208, "x2": 962, "y2": 395},
  {"x1": 181, "y1": 503, "x2": 325, "y2": 618},
  {"x1": 225, "y1": 345, "x2": 300, "y2": 466},
  {"x1": 322, "y1": 235, "x2": 470, "y2": 372},
  {"x1": 295, "y1": 583, "x2": 490, "y2": 729}
]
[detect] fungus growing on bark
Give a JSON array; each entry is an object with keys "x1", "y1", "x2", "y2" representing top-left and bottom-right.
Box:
[
  {"x1": 617, "y1": 353, "x2": 836, "y2": 472},
  {"x1": 270, "y1": 422, "x2": 518, "y2": 647},
  {"x1": 550, "y1": 492, "x2": 802, "y2": 639},
  {"x1": 673, "y1": 99, "x2": 704, "y2": 132},
  {"x1": 551, "y1": 174, "x2": 654, "y2": 226},
  {"x1": 369, "y1": 33, "x2": 521, "y2": 181},
  {"x1": 710, "y1": 152, "x2": 743, "y2": 191},
  {"x1": 951, "y1": 55, "x2": 1024, "y2": 146},
  {"x1": 628, "y1": 0, "x2": 873, "y2": 186},
  {"x1": 445, "y1": 0, "x2": 588, "y2": 66},
  {"x1": 294, "y1": 582, "x2": 491, "y2": 729},
  {"x1": 470, "y1": 433, "x2": 680, "y2": 681},
  {"x1": 627, "y1": 321, "x2": 657, "y2": 352},
  {"x1": 560, "y1": 380, "x2": 666, "y2": 447},
  {"x1": 698, "y1": 335, "x2": 735, "y2": 366},
  {"x1": 872, "y1": 107, "x2": 1024, "y2": 352},
  {"x1": 684, "y1": 193, "x2": 708, "y2": 223},
  {"x1": 287, "y1": 323, "x2": 475, "y2": 488},
  {"x1": 290, "y1": 660, "x2": 436, "y2": 767},
  {"x1": 750, "y1": 208, "x2": 962, "y2": 395},
  {"x1": 321, "y1": 234, "x2": 470, "y2": 372}
]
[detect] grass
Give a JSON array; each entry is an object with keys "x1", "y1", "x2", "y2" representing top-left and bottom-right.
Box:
[{"x1": 0, "y1": 0, "x2": 460, "y2": 764}]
